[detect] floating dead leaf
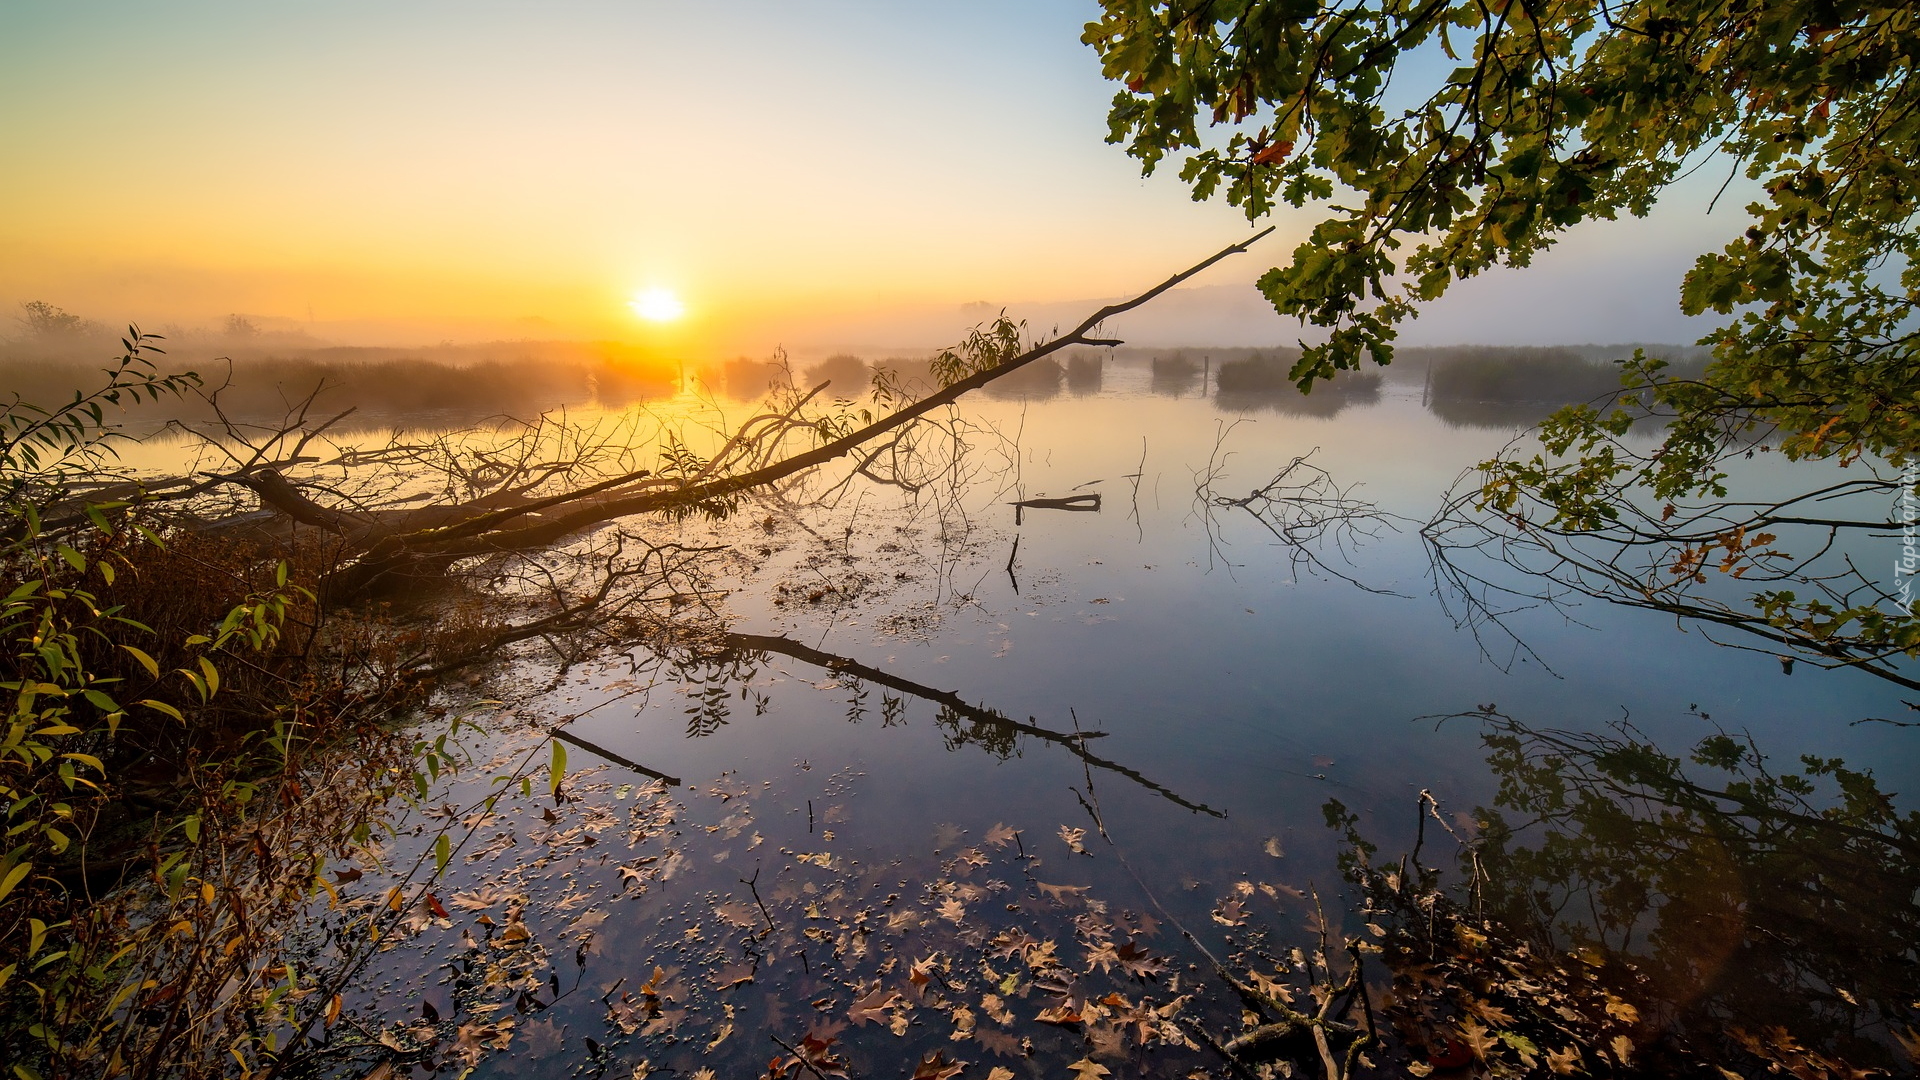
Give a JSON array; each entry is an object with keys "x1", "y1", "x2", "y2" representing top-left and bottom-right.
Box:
[
  {"x1": 449, "y1": 884, "x2": 519, "y2": 911},
  {"x1": 1083, "y1": 939, "x2": 1121, "y2": 974},
  {"x1": 848, "y1": 987, "x2": 904, "y2": 1027},
  {"x1": 1262, "y1": 836, "x2": 1285, "y2": 858},
  {"x1": 790, "y1": 1032, "x2": 851, "y2": 1078},
  {"x1": 1456, "y1": 1018, "x2": 1498, "y2": 1060},
  {"x1": 1058, "y1": 826, "x2": 1088, "y2": 854},
  {"x1": 912, "y1": 1050, "x2": 966, "y2": 1080},
  {"x1": 1211, "y1": 898, "x2": 1249, "y2": 926},
  {"x1": 1024, "y1": 940, "x2": 1062, "y2": 974},
  {"x1": 1068, "y1": 1056, "x2": 1111, "y2": 1080},
  {"x1": 981, "y1": 993, "x2": 1015, "y2": 1026},
  {"x1": 1247, "y1": 968, "x2": 1294, "y2": 1003},
  {"x1": 1466, "y1": 996, "x2": 1515, "y2": 1026},
  {"x1": 985, "y1": 823, "x2": 1019, "y2": 848},
  {"x1": 1036, "y1": 881, "x2": 1089, "y2": 904},
  {"x1": 607, "y1": 995, "x2": 646, "y2": 1035},
  {"x1": 908, "y1": 954, "x2": 941, "y2": 995},
  {"x1": 1604, "y1": 997, "x2": 1640, "y2": 1024},
  {"x1": 497, "y1": 916, "x2": 531, "y2": 948},
  {"x1": 937, "y1": 897, "x2": 967, "y2": 924},
  {"x1": 1036, "y1": 1004, "x2": 1084, "y2": 1027},
  {"x1": 1114, "y1": 941, "x2": 1166, "y2": 980},
  {"x1": 987, "y1": 929, "x2": 1039, "y2": 960}
]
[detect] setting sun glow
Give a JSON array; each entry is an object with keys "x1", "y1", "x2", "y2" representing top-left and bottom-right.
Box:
[{"x1": 628, "y1": 288, "x2": 685, "y2": 323}]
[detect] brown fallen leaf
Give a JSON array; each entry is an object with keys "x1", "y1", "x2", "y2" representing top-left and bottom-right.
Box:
[
  {"x1": 1114, "y1": 941, "x2": 1167, "y2": 980},
  {"x1": 948, "y1": 1004, "x2": 976, "y2": 1040},
  {"x1": 1068, "y1": 1057, "x2": 1111, "y2": 1080},
  {"x1": 1036, "y1": 1004, "x2": 1084, "y2": 1027},
  {"x1": 848, "y1": 987, "x2": 904, "y2": 1027},
  {"x1": 790, "y1": 1032, "x2": 851, "y2": 1078},
  {"x1": 710, "y1": 961, "x2": 756, "y2": 990},
  {"x1": 912, "y1": 1050, "x2": 965, "y2": 1080},
  {"x1": 1211, "y1": 898, "x2": 1248, "y2": 926},
  {"x1": 1036, "y1": 881, "x2": 1090, "y2": 904}
]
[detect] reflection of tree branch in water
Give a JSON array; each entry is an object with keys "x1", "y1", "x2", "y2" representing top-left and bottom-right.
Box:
[
  {"x1": 1414, "y1": 709, "x2": 1920, "y2": 1072},
  {"x1": 718, "y1": 632, "x2": 1224, "y2": 819},
  {"x1": 1192, "y1": 430, "x2": 1405, "y2": 593}
]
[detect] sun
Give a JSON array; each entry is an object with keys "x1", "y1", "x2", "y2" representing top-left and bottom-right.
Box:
[{"x1": 628, "y1": 287, "x2": 685, "y2": 323}]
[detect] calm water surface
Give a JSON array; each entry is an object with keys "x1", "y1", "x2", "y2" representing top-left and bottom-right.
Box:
[{"x1": 340, "y1": 357, "x2": 1916, "y2": 1076}]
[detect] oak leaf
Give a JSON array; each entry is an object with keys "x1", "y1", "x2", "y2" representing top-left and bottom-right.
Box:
[
  {"x1": 913, "y1": 1051, "x2": 966, "y2": 1080},
  {"x1": 848, "y1": 987, "x2": 903, "y2": 1027}
]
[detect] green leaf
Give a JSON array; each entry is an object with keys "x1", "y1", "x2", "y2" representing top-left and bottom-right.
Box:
[
  {"x1": 549, "y1": 739, "x2": 567, "y2": 797},
  {"x1": 435, "y1": 833, "x2": 451, "y2": 876},
  {"x1": 0, "y1": 862, "x2": 32, "y2": 905},
  {"x1": 55, "y1": 544, "x2": 86, "y2": 574}
]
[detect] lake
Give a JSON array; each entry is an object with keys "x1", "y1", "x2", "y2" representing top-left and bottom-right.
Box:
[{"x1": 319, "y1": 352, "x2": 1917, "y2": 1078}]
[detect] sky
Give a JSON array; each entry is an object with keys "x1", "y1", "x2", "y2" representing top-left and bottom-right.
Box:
[{"x1": 1, "y1": 2, "x2": 1742, "y2": 355}]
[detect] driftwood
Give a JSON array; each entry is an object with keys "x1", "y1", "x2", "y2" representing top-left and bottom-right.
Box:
[
  {"x1": 1010, "y1": 492, "x2": 1101, "y2": 525},
  {"x1": 201, "y1": 229, "x2": 1272, "y2": 597}
]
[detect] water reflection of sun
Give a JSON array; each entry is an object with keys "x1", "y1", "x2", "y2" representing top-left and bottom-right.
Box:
[{"x1": 628, "y1": 288, "x2": 684, "y2": 322}]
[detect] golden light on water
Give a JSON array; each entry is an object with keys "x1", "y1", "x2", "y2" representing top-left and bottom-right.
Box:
[{"x1": 628, "y1": 288, "x2": 685, "y2": 323}]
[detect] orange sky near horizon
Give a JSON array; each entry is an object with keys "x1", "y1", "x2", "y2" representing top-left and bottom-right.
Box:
[
  {"x1": 1, "y1": 2, "x2": 1735, "y2": 356},
  {"x1": 2, "y1": 3, "x2": 1288, "y2": 353}
]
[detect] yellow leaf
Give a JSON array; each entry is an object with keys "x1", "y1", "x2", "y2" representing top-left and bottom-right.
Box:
[
  {"x1": 121, "y1": 645, "x2": 161, "y2": 678},
  {"x1": 0, "y1": 862, "x2": 32, "y2": 906}
]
